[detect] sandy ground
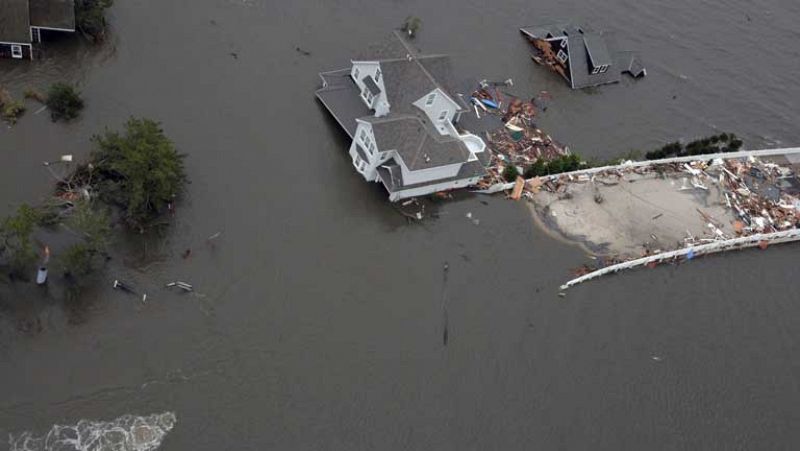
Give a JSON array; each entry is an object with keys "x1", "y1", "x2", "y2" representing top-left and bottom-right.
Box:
[{"x1": 530, "y1": 172, "x2": 736, "y2": 257}]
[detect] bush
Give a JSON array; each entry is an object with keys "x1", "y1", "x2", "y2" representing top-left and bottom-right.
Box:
[
  {"x1": 60, "y1": 244, "x2": 93, "y2": 277},
  {"x1": 524, "y1": 159, "x2": 547, "y2": 178},
  {"x1": 47, "y1": 83, "x2": 84, "y2": 121},
  {"x1": 0, "y1": 204, "x2": 41, "y2": 277},
  {"x1": 0, "y1": 88, "x2": 26, "y2": 124},
  {"x1": 502, "y1": 164, "x2": 520, "y2": 182},
  {"x1": 76, "y1": 0, "x2": 113, "y2": 41},
  {"x1": 401, "y1": 16, "x2": 422, "y2": 38},
  {"x1": 91, "y1": 117, "x2": 186, "y2": 227}
]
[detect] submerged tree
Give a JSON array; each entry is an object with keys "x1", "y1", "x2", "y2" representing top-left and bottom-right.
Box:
[
  {"x1": 401, "y1": 16, "x2": 422, "y2": 38},
  {"x1": 75, "y1": 0, "x2": 114, "y2": 41},
  {"x1": 46, "y1": 83, "x2": 84, "y2": 121},
  {"x1": 0, "y1": 204, "x2": 41, "y2": 278},
  {"x1": 91, "y1": 117, "x2": 186, "y2": 228}
]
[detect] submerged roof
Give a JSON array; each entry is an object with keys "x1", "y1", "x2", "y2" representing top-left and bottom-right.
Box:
[
  {"x1": 520, "y1": 22, "x2": 644, "y2": 89},
  {"x1": 0, "y1": 0, "x2": 31, "y2": 43},
  {"x1": 30, "y1": 0, "x2": 75, "y2": 30}
]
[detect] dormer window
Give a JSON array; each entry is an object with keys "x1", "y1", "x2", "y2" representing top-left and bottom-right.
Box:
[
  {"x1": 438, "y1": 110, "x2": 448, "y2": 122},
  {"x1": 375, "y1": 68, "x2": 381, "y2": 82},
  {"x1": 556, "y1": 49, "x2": 568, "y2": 63},
  {"x1": 353, "y1": 67, "x2": 360, "y2": 81},
  {"x1": 425, "y1": 93, "x2": 436, "y2": 106}
]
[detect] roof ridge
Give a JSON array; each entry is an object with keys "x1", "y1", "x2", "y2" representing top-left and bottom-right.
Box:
[{"x1": 391, "y1": 31, "x2": 452, "y2": 98}]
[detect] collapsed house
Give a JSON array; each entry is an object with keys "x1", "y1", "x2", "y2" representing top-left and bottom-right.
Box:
[
  {"x1": 315, "y1": 31, "x2": 489, "y2": 201},
  {"x1": 0, "y1": 0, "x2": 75, "y2": 60},
  {"x1": 519, "y1": 22, "x2": 646, "y2": 89}
]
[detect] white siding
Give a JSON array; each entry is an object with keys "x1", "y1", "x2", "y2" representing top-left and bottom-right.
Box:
[
  {"x1": 351, "y1": 61, "x2": 390, "y2": 115},
  {"x1": 412, "y1": 88, "x2": 461, "y2": 136},
  {"x1": 387, "y1": 175, "x2": 483, "y2": 202},
  {"x1": 399, "y1": 158, "x2": 462, "y2": 185},
  {"x1": 349, "y1": 121, "x2": 382, "y2": 181}
]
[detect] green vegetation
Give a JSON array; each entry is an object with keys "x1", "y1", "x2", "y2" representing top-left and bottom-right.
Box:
[
  {"x1": 644, "y1": 133, "x2": 743, "y2": 160},
  {"x1": 60, "y1": 243, "x2": 94, "y2": 278},
  {"x1": 401, "y1": 16, "x2": 422, "y2": 38},
  {"x1": 23, "y1": 88, "x2": 46, "y2": 103},
  {"x1": 0, "y1": 205, "x2": 41, "y2": 277},
  {"x1": 46, "y1": 83, "x2": 84, "y2": 121},
  {"x1": 91, "y1": 118, "x2": 186, "y2": 228},
  {"x1": 502, "y1": 164, "x2": 520, "y2": 182},
  {"x1": 523, "y1": 154, "x2": 582, "y2": 178},
  {"x1": 0, "y1": 88, "x2": 25, "y2": 124},
  {"x1": 75, "y1": 0, "x2": 114, "y2": 41}
]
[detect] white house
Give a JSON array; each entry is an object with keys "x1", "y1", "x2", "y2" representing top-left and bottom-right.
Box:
[{"x1": 316, "y1": 32, "x2": 488, "y2": 201}]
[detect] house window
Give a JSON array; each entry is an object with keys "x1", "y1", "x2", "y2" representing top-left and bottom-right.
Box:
[
  {"x1": 359, "y1": 129, "x2": 367, "y2": 144},
  {"x1": 592, "y1": 66, "x2": 601, "y2": 75},
  {"x1": 368, "y1": 142, "x2": 375, "y2": 155},
  {"x1": 425, "y1": 93, "x2": 436, "y2": 106},
  {"x1": 362, "y1": 87, "x2": 374, "y2": 105},
  {"x1": 375, "y1": 68, "x2": 381, "y2": 82},
  {"x1": 556, "y1": 49, "x2": 568, "y2": 64},
  {"x1": 354, "y1": 155, "x2": 366, "y2": 171},
  {"x1": 11, "y1": 45, "x2": 23, "y2": 59},
  {"x1": 438, "y1": 110, "x2": 448, "y2": 122},
  {"x1": 353, "y1": 67, "x2": 360, "y2": 80},
  {"x1": 560, "y1": 38, "x2": 568, "y2": 48},
  {"x1": 599, "y1": 65, "x2": 608, "y2": 73}
]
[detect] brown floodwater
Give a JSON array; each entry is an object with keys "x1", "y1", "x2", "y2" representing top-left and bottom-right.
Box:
[{"x1": 1, "y1": 0, "x2": 800, "y2": 449}]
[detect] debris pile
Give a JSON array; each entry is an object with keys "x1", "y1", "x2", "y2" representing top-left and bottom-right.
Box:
[
  {"x1": 469, "y1": 82, "x2": 568, "y2": 187},
  {"x1": 532, "y1": 154, "x2": 800, "y2": 277}
]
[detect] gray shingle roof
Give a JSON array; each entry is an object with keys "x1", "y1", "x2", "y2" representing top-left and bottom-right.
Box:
[
  {"x1": 365, "y1": 114, "x2": 470, "y2": 171},
  {"x1": 315, "y1": 69, "x2": 372, "y2": 138},
  {"x1": 583, "y1": 33, "x2": 611, "y2": 68},
  {"x1": 30, "y1": 0, "x2": 75, "y2": 30},
  {"x1": 520, "y1": 22, "x2": 636, "y2": 89},
  {"x1": 0, "y1": 0, "x2": 31, "y2": 43}
]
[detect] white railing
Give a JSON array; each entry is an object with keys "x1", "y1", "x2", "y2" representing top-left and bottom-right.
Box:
[{"x1": 560, "y1": 229, "x2": 800, "y2": 290}]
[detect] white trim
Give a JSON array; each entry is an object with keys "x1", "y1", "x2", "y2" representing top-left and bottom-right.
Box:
[
  {"x1": 10, "y1": 44, "x2": 23, "y2": 59},
  {"x1": 31, "y1": 26, "x2": 76, "y2": 32},
  {"x1": 0, "y1": 40, "x2": 31, "y2": 46}
]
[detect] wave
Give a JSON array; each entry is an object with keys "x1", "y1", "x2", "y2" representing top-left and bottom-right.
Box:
[{"x1": 8, "y1": 412, "x2": 176, "y2": 451}]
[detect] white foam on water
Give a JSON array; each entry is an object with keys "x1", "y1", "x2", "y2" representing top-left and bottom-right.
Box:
[{"x1": 8, "y1": 412, "x2": 176, "y2": 451}]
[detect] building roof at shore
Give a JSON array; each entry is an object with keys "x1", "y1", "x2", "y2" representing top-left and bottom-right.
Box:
[
  {"x1": 30, "y1": 0, "x2": 75, "y2": 30},
  {"x1": 0, "y1": 0, "x2": 32, "y2": 43}
]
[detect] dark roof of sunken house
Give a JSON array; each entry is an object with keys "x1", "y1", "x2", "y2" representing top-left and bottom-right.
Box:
[
  {"x1": 30, "y1": 0, "x2": 75, "y2": 30},
  {"x1": 520, "y1": 22, "x2": 632, "y2": 89},
  {"x1": 364, "y1": 114, "x2": 470, "y2": 171},
  {"x1": 582, "y1": 33, "x2": 612, "y2": 68},
  {"x1": 0, "y1": 0, "x2": 32, "y2": 43}
]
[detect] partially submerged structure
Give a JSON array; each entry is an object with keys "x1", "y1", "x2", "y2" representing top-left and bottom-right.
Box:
[
  {"x1": 316, "y1": 31, "x2": 489, "y2": 201},
  {"x1": 519, "y1": 23, "x2": 646, "y2": 89},
  {"x1": 0, "y1": 0, "x2": 75, "y2": 60}
]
